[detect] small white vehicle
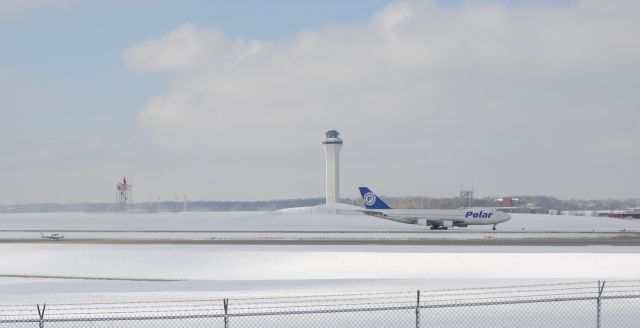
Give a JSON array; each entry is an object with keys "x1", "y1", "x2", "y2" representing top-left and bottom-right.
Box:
[{"x1": 41, "y1": 233, "x2": 65, "y2": 241}]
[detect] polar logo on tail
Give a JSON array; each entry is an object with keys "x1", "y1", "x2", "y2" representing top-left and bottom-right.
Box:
[
  {"x1": 363, "y1": 192, "x2": 377, "y2": 206},
  {"x1": 358, "y1": 187, "x2": 391, "y2": 209}
]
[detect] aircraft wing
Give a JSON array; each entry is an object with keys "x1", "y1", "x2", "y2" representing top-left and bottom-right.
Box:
[
  {"x1": 356, "y1": 209, "x2": 471, "y2": 228},
  {"x1": 355, "y1": 209, "x2": 419, "y2": 224}
]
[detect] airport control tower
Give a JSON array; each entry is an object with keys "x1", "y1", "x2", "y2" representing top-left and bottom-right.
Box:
[{"x1": 322, "y1": 129, "x2": 343, "y2": 205}]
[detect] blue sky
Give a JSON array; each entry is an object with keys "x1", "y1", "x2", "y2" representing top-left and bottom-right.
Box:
[{"x1": 1, "y1": 0, "x2": 639, "y2": 203}]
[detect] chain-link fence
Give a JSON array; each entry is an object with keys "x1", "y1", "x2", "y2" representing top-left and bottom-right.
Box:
[{"x1": 1, "y1": 280, "x2": 639, "y2": 327}]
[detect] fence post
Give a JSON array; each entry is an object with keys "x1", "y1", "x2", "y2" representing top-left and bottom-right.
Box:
[
  {"x1": 416, "y1": 290, "x2": 421, "y2": 328},
  {"x1": 597, "y1": 280, "x2": 606, "y2": 328},
  {"x1": 36, "y1": 304, "x2": 46, "y2": 328},
  {"x1": 223, "y1": 298, "x2": 229, "y2": 328}
]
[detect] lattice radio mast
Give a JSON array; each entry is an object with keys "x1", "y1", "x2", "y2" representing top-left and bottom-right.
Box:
[{"x1": 116, "y1": 177, "x2": 133, "y2": 211}]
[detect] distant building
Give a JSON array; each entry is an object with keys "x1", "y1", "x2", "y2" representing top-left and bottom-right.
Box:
[
  {"x1": 495, "y1": 197, "x2": 545, "y2": 214},
  {"x1": 495, "y1": 197, "x2": 520, "y2": 207},
  {"x1": 609, "y1": 208, "x2": 640, "y2": 219}
]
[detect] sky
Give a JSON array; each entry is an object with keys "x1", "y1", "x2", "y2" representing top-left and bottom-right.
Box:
[{"x1": 0, "y1": 0, "x2": 639, "y2": 204}]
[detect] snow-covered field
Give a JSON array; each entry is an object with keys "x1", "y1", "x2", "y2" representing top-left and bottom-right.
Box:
[
  {"x1": 1, "y1": 243, "x2": 639, "y2": 303},
  {"x1": 1, "y1": 211, "x2": 639, "y2": 303}
]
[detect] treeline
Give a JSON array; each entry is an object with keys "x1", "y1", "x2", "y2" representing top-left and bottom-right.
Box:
[
  {"x1": 1, "y1": 196, "x2": 638, "y2": 213},
  {"x1": 379, "y1": 196, "x2": 640, "y2": 211},
  {"x1": 0, "y1": 198, "x2": 326, "y2": 213}
]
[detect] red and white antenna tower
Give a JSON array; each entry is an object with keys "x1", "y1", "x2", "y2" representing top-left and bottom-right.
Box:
[{"x1": 116, "y1": 177, "x2": 133, "y2": 211}]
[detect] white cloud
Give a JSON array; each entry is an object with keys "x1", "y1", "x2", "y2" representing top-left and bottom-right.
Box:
[
  {"x1": 124, "y1": 0, "x2": 640, "y2": 199},
  {"x1": 123, "y1": 23, "x2": 272, "y2": 72}
]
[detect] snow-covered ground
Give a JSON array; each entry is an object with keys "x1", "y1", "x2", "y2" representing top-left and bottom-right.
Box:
[{"x1": 1, "y1": 243, "x2": 639, "y2": 303}]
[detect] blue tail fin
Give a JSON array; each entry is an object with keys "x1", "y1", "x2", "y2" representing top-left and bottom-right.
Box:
[{"x1": 358, "y1": 187, "x2": 392, "y2": 209}]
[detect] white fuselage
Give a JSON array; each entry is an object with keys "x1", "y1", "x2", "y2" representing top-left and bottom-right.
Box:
[
  {"x1": 364, "y1": 208, "x2": 511, "y2": 227},
  {"x1": 42, "y1": 233, "x2": 64, "y2": 240}
]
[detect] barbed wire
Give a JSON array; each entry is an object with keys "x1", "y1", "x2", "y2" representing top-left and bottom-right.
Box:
[
  {"x1": 4, "y1": 279, "x2": 634, "y2": 309},
  {"x1": 417, "y1": 280, "x2": 599, "y2": 294},
  {"x1": 1, "y1": 280, "x2": 639, "y2": 320},
  {"x1": 229, "y1": 289, "x2": 416, "y2": 301}
]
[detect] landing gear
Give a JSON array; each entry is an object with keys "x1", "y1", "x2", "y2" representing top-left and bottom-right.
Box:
[
  {"x1": 492, "y1": 224, "x2": 497, "y2": 231},
  {"x1": 430, "y1": 226, "x2": 448, "y2": 230}
]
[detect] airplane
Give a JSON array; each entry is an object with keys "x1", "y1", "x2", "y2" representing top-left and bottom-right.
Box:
[
  {"x1": 41, "y1": 232, "x2": 65, "y2": 241},
  {"x1": 358, "y1": 187, "x2": 511, "y2": 230}
]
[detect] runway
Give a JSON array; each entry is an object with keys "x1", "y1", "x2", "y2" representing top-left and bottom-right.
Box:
[{"x1": 2, "y1": 231, "x2": 639, "y2": 246}]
